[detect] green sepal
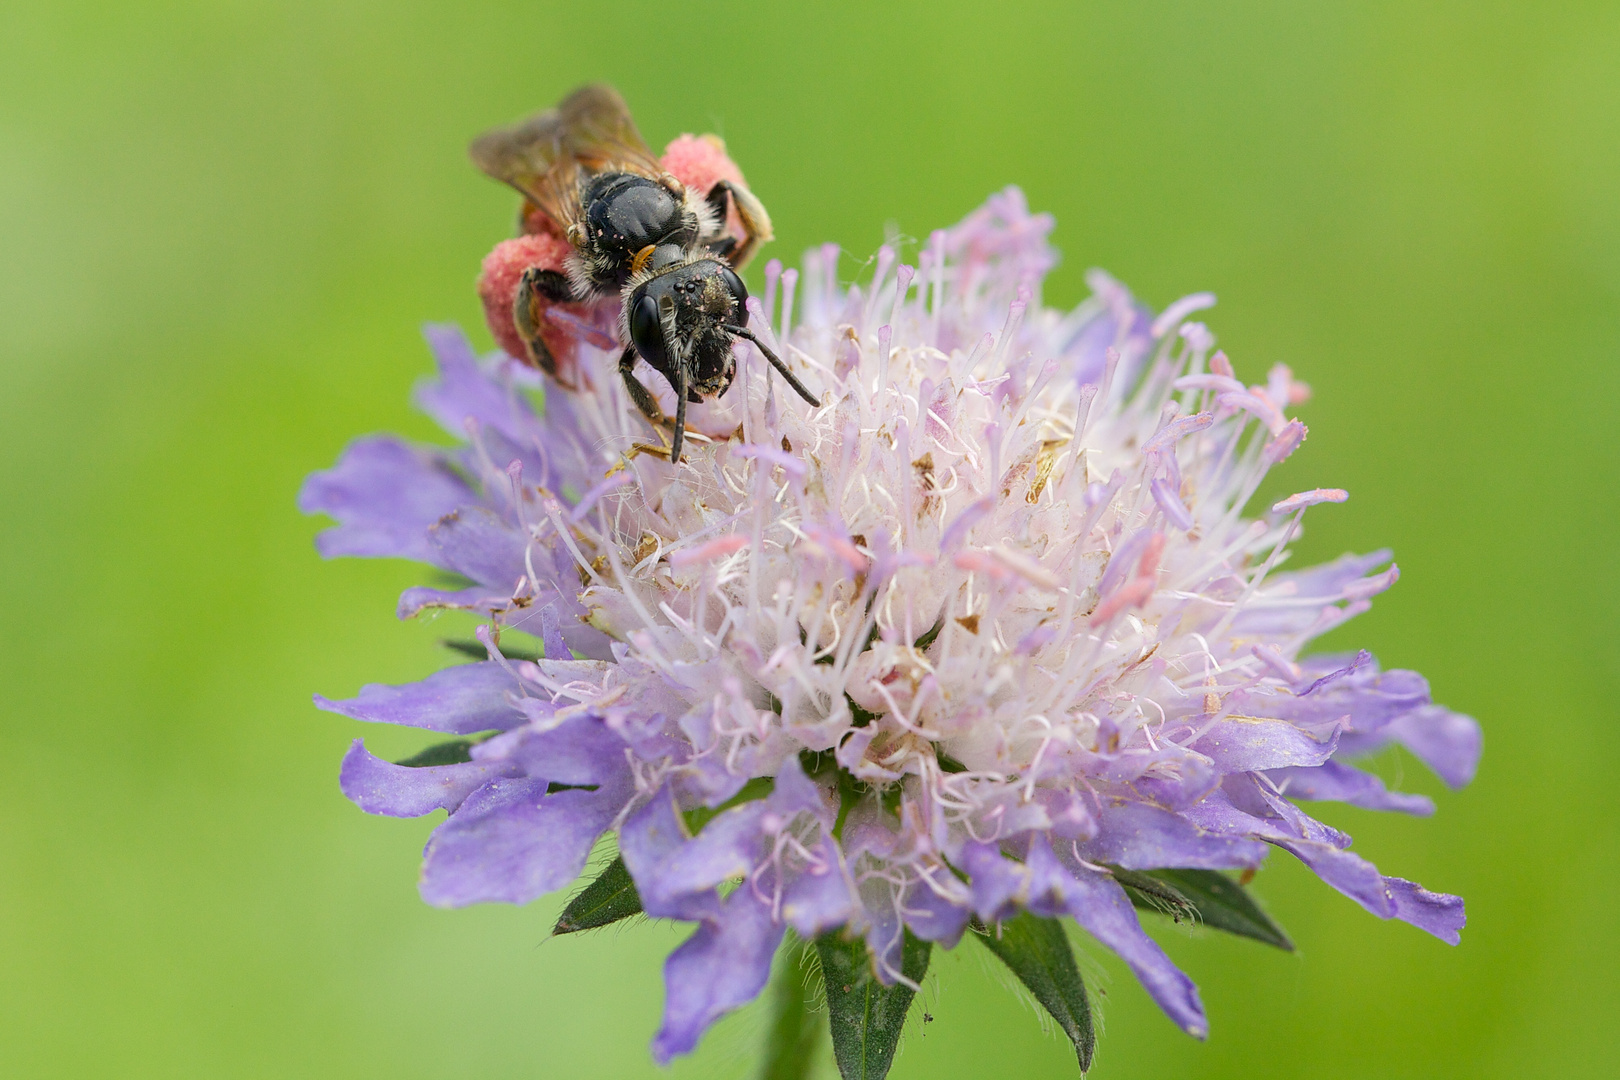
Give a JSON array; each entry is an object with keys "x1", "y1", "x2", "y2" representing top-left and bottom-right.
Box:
[
  {"x1": 972, "y1": 913, "x2": 1095, "y2": 1073},
  {"x1": 912, "y1": 616, "x2": 945, "y2": 651},
  {"x1": 1110, "y1": 867, "x2": 1196, "y2": 922},
  {"x1": 441, "y1": 638, "x2": 541, "y2": 662},
  {"x1": 393, "y1": 740, "x2": 475, "y2": 767},
  {"x1": 683, "y1": 776, "x2": 774, "y2": 835},
  {"x1": 428, "y1": 571, "x2": 481, "y2": 591},
  {"x1": 552, "y1": 856, "x2": 642, "y2": 935},
  {"x1": 816, "y1": 928, "x2": 931, "y2": 1080},
  {"x1": 1117, "y1": 867, "x2": 1293, "y2": 951},
  {"x1": 758, "y1": 934, "x2": 823, "y2": 1080},
  {"x1": 846, "y1": 694, "x2": 881, "y2": 727}
]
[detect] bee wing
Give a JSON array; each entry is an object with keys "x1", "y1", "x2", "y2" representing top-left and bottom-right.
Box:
[
  {"x1": 554, "y1": 84, "x2": 664, "y2": 176},
  {"x1": 469, "y1": 84, "x2": 666, "y2": 232}
]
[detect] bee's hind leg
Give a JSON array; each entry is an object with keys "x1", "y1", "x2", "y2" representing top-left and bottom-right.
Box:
[
  {"x1": 520, "y1": 267, "x2": 574, "y2": 303},
  {"x1": 705, "y1": 180, "x2": 773, "y2": 270},
  {"x1": 704, "y1": 235, "x2": 739, "y2": 261},
  {"x1": 513, "y1": 267, "x2": 578, "y2": 375}
]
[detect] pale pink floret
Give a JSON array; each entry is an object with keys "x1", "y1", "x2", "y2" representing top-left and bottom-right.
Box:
[{"x1": 1273, "y1": 488, "x2": 1350, "y2": 512}]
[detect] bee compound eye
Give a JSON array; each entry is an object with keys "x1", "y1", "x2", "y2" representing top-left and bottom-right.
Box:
[
  {"x1": 629, "y1": 293, "x2": 669, "y2": 369},
  {"x1": 719, "y1": 266, "x2": 748, "y2": 319}
]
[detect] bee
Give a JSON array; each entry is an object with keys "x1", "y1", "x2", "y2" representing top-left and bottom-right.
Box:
[{"x1": 470, "y1": 84, "x2": 818, "y2": 463}]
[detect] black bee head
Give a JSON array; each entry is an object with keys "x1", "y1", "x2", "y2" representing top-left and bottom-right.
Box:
[{"x1": 627, "y1": 257, "x2": 748, "y2": 401}]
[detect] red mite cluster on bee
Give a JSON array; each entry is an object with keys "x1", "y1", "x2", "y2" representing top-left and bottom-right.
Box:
[{"x1": 472, "y1": 85, "x2": 818, "y2": 464}]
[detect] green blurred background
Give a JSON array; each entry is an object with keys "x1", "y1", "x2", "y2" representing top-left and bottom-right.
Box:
[{"x1": 2, "y1": 2, "x2": 1616, "y2": 1077}]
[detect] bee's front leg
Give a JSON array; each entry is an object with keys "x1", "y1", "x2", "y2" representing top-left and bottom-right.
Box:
[{"x1": 619, "y1": 345, "x2": 668, "y2": 428}]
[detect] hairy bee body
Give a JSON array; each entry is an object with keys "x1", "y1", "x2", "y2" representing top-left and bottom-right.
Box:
[
  {"x1": 564, "y1": 172, "x2": 711, "y2": 297},
  {"x1": 471, "y1": 85, "x2": 816, "y2": 463},
  {"x1": 622, "y1": 250, "x2": 747, "y2": 403}
]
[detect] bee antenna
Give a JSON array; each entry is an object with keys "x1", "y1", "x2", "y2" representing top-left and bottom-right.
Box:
[{"x1": 728, "y1": 325, "x2": 820, "y2": 408}]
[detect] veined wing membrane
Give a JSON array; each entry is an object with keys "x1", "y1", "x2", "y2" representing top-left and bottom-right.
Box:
[{"x1": 469, "y1": 84, "x2": 665, "y2": 232}]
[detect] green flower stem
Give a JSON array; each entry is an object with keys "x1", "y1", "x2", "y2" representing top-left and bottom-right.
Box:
[{"x1": 759, "y1": 934, "x2": 823, "y2": 1080}]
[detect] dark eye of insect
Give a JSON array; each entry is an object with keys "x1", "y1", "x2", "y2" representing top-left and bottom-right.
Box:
[
  {"x1": 629, "y1": 293, "x2": 669, "y2": 370},
  {"x1": 719, "y1": 266, "x2": 748, "y2": 319}
]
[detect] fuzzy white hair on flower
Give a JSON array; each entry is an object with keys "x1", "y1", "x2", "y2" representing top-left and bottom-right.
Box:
[{"x1": 306, "y1": 185, "x2": 1479, "y2": 1074}]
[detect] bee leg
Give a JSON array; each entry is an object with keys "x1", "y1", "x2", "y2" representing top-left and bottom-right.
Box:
[
  {"x1": 513, "y1": 268, "x2": 577, "y2": 374},
  {"x1": 705, "y1": 235, "x2": 739, "y2": 261},
  {"x1": 619, "y1": 345, "x2": 668, "y2": 428},
  {"x1": 523, "y1": 267, "x2": 575, "y2": 302},
  {"x1": 670, "y1": 362, "x2": 690, "y2": 465},
  {"x1": 705, "y1": 180, "x2": 774, "y2": 270}
]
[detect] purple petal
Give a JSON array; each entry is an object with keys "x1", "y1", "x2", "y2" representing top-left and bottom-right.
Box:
[
  {"x1": 653, "y1": 802, "x2": 769, "y2": 898},
  {"x1": 538, "y1": 605, "x2": 570, "y2": 662},
  {"x1": 397, "y1": 584, "x2": 514, "y2": 621},
  {"x1": 1195, "y1": 716, "x2": 1340, "y2": 772},
  {"x1": 418, "y1": 775, "x2": 628, "y2": 907},
  {"x1": 339, "y1": 739, "x2": 518, "y2": 817},
  {"x1": 1268, "y1": 760, "x2": 1435, "y2": 815},
  {"x1": 902, "y1": 877, "x2": 971, "y2": 948},
  {"x1": 415, "y1": 325, "x2": 537, "y2": 445},
  {"x1": 780, "y1": 839, "x2": 855, "y2": 936},
  {"x1": 521, "y1": 391, "x2": 600, "y2": 496},
  {"x1": 769, "y1": 754, "x2": 837, "y2": 827},
  {"x1": 1383, "y1": 877, "x2": 1466, "y2": 944},
  {"x1": 671, "y1": 754, "x2": 753, "y2": 808},
  {"x1": 397, "y1": 581, "x2": 614, "y2": 662},
  {"x1": 428, "y1": 507, "x2": 528, "y2": 588},
  {"x1": 1031, "y1": 836, "x2": 1207, "y2": 1038},
  {"x1": 1127, "y1": 745, "x2": 1220, "y2": 809},
  {"x1": 424, "y1": 532, "x2": 614, "y2": 662},
  {"x1": 1185, "y1": 785, "x2": 1437, "y2": 924},
  {"x1": 1274, "y1": 838, "x2": 1393, "y2": 918},
  {"x1": 472, "y1": 715, "x2": 629, "y2": 787},
  {"x1": 299, "y1": 436, "x2": 475, "y2": 565},
  {"x1": 1384, "y1": 705, "x2": 1482, "y2": 789},
  {"x1": 1258, "y1": 550, "x2": 1393, "y2": 602},
  {"x1": 1189, "y1": 781, "x2": 1342, "y2": 849},
  {"x1": 619, "y1": 789, "x2": 719, "y2": 922},
  {"x1": 1234, "y1": 664, "x2": 1431, "y2": 735},
  {"x1": 1034, "y1": 788, "x2": 1096, "y2": 839},
  {"x1": 1151, "y1": 477, "x2": 1194, "y2": 530},
  {"x1": 1297, "y1": 650, "x2": 1373, "y2": 697},
  {"x1": 962, "y1": 841, "x2": 1030, "y2": 920},
  {"x1": 1271, "y1": 831, "x2": 1466, "y2": 940},
  {"x1": 1076, "y1": 799, "x2": 1268, "y2": 871},
  {"x1": 1060, "y1": 293, "x2": 1154, "y2": 388},
  {"x1": 650, "y1": 886, "x2": 785, "y2": 1064},
  {"x1": 1238, "y1": 774, "x2": 1354, "y2": 849},
  {"x1": 456, "y1": 386, "x2": 598, "y2": 508},
  {"x1": 861, "y1": 886, "x2": 908, "y2": 986},
  {"x1": 315, "y1": 662, "x2": 528, "y2": 734},
  {"x1": 410, "y1": 329, "x2": 599, "y2": 502}
]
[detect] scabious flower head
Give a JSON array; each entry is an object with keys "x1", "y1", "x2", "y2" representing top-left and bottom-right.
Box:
[{"x1": 303, "y1": 187, "x2": 1480, "y2": 1062}]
